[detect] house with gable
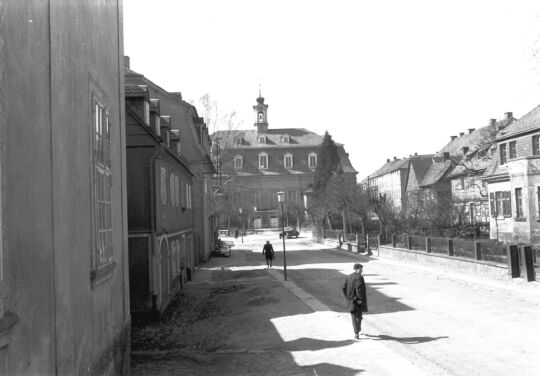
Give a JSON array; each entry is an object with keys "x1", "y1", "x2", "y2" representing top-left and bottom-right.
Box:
[{"x1": 483, "y1": 104, "x2": 540, "y2": 244}]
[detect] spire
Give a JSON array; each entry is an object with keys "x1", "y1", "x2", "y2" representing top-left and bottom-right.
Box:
[{"x1": 258, "y1": 83, "x2": 261, "y2": 98}]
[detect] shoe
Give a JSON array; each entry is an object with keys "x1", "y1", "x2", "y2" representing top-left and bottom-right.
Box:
[{"x1": 354, "y1": 334, "x2": 359, "y2": 339}]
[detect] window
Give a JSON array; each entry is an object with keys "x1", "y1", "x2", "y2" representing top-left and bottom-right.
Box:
[
  {"x1": 259, "y1": 153, "x2": 268, "y2": 169},
  {"x1": 533, "y1": 135, "x2": 540, "y2": 156},
  {"x1": 515, "y1": 188, "x2": 523, "y2": 218},
  {"x1": 493, "y1": 191, "x2": 511, "y2": 217},
  {"x1": 282, "y1": 135, "x2": 289, "y2": 143},
  {"x1": 234, "y1": 156, "x2": 243, "y2": 170},
  {"x1": 284, "y1": 153, "x2": 293, "y2": 169},
  {"x1": 188, "y1": 184, "x2": 192, "y2": 208},
  {"x1": 455, "y1": 178, "x2": 464, "y2": 190},
  {"x1": 509, "y1": 141, "x2": 517, "y2": 159},
  {"x1": 308, "y1": 153, "x2": 317, "y2": 168},
  {"x1": 175, "y1": 175, "x2": 180, "y2": 206},
  {"x1": 160, "y1": 167, "x2": 167, "y2": 205},
  {"x1": 258, "y1": 136, "x2": 266, "y2": 144},
  {"x1": 93, "y1": 99, "x2": 113, "y2": 268},
  {"x1": 499, "y1": 143, "x2": 507, "y2": 164},
  {"x1": 489, "y1": 192, "x2": 495, "y2": 216},
  {"x1": 144, "y1": 100, "x2": 150, "y2": 125},
  {"x1": 170, "y1": 173, "x2": 176, "y2": 206},
  {"x1": 258, "y1": 112, "x2": 264, "y2": 122}
]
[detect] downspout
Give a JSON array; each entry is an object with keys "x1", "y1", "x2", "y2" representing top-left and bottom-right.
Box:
[{"x1": 148, "y1": 144, "x2": 164, "y2": 314}]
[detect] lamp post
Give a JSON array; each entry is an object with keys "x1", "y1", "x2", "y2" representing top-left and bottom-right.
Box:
[
  {"x1": 238, "y1": 208, "x2": 244, "y2": 244},
  {"x1": 277, "y1": 191, "x2": 287, "y2": 281}
]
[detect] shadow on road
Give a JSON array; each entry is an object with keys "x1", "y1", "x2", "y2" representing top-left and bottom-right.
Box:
[
  {"x1": 268, "y1": 337, "x2": 356, "y2": 352},
  {"x1": 362, "y1": 334, "x2": 449, "y2": 344}
]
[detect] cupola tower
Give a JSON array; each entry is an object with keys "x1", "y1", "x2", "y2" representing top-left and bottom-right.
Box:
[{"x1": 253, "y1": 89, "x2": 268, "y2": 133}]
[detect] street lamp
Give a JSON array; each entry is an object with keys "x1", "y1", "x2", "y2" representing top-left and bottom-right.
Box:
[{"x1": 277, "y1": 191, "x2": 287, "y2": 281}]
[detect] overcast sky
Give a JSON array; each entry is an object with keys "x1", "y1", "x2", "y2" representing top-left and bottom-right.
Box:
[{"x1": 124, "y1": 0, "x2": 540, "y2": 180}]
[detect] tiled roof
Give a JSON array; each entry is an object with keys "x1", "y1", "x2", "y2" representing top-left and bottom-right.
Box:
[
  {"x1": 125, "y1": 84, "x2": 149, "y2": 98},
  {"x1": 482, "y1": 150, "x2": 509, "y2": 179},
  {"x1": 368, "y1": 155, "x2": 433, "y2": 179},
  {"x1": 212, "y1": 128, "x2": 329, "y2": 148},
  {"x1": 496, "y1": 104, "x2": 540, "y2": 140},
  {"x1": 420, "y1": 160, "x2": 452, "y2": 187},
  {"x1": 409, "y1": 156, "x2": 434, "y2": 183}
]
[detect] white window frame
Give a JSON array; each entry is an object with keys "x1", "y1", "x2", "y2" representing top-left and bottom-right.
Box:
[
  {"x1": 234, "y1": 155, "x2": 243, "y2": 170},
  {"x1": 259, "y1": 152, "x2": 268, "y2": 170},
  {"x1": 284, "y1": 153, "x2": 293, "y2": 169},
  {"x1": 308, "y1": 152, "x2": 317, "y2": 168},
  {"x1": 258, "y1": 136, "x2": 266, "y2": 144},
  {"x1": 282, "y1": 135, "x2": 290, "y2": 143}
]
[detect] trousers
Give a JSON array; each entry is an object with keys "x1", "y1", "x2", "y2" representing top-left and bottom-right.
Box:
[{"x1": 350, "y1": 309, "x2": 363, "y2": 334}]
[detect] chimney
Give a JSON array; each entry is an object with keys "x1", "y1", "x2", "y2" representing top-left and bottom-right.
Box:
[
  {"x1": 505, "y1": 112, "x2": 513, "y2": 120},
  {"x1": 386, "y1": 159, "x2": 390, "y2": 163},
  {"x1": 462, "y1": 146, "x2": 469, "y2": 155},
  {"x1": 468, "y1": 128, "x2": 475, "y2": 134},
  {"x1": 414, "y1": 152, "x2": 418, "y2": 156},
  {"x1": 459, "y1": 132, "x2": 465, "y2": 137},
  {"x1": 451, "y1": 135, "x2": 457, "y2": 141},
  {"x1": 489, "y1": 119, "x2": 497, "y2": 126},
  {"x1": 124, "y1": 56, "x2": 130, "y2": 69},
  {"x1": 443, "y1": 152, "x2": 450, "y2": 161}
]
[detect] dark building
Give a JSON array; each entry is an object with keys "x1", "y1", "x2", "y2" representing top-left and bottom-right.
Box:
[
  {"x1": 212, "y1": 93, "x2": 357, "y2": 229},
  {"x1": 125, "y1": 84, "x2": 195, "y2": 319},
  {"x1": 0, "y1": 2, "x2": 129, "y2": 375},
  {"x1": 125, "y1": 64, "x2": 215, "y2": 263}
]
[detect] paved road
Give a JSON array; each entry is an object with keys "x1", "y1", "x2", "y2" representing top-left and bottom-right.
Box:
[{"x1": 132, "y1": 233, "x2": 540, "y2": 376}]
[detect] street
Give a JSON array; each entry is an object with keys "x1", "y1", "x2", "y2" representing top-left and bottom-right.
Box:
[{"x1": 132, "y1": 232, "x2": 540, "y2": 376}]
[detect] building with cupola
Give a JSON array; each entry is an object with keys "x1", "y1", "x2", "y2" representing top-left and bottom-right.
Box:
[{"x1": 211, "y1": 93, "x2": 357, "y2": 229}]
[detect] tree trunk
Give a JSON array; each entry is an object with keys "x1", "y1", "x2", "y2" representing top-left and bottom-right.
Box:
[
  {"x1": 326, "y1": 214, "x2": 333, "y2": 230},
  {"x1": 347, "y1": 209, "x2": 353, "y2": 234},
  {"x1": 342, "y1": 210, "x2": 347, "y2": 234},
  {"x1": 359, "y1": 217, "x2": 365, "y2": 236},
  {"x1": 227, "y1": 215, "x2": 231, "y2": 236}
]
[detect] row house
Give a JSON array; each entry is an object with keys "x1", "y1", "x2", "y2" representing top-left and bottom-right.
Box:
[
  {"x1": 125, "y1": 61, "x2": 215, "y2": 264},
  {"x1": 418, "y1": 113, "x2": 514, "y2": 225},
  {"x1": 0, "y1": 2, "x2": 129, "y2": 375},
  {"x1": 366, "y1": 154, "x2": 433, "y2": 213},
  {"x1": 212, "y1": 94, "x2": 357, "y2": 229},
  {"x1": 125, "y1": 85, "x2": 195, "y2": 319},
  {"x1": 483, "y1": 104, "x2": 540, "y2": 243}
]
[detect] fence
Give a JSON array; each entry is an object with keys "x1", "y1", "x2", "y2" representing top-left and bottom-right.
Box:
[{"x1": 389, "y1": 234, "x2": 507, "y2": 265}]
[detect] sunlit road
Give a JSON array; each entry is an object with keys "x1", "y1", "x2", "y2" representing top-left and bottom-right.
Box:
[{"x1": 230, "y1": 232, "x2": 540, "y2": 376}]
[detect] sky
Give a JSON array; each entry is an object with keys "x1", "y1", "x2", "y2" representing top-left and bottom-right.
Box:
[{"x1": 124, "y1": 0, "x2": 540, "y2": 180}]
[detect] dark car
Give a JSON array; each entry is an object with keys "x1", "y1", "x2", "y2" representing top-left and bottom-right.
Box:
[
  {"x1": 211, "y1": 239, "x2": 232, "y2": 257},
  {"x1": 279, "y1": 226, "x2": 299, "y2": 239}
]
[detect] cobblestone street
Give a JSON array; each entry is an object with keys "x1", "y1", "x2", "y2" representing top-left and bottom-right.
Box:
[{"x1": 131, "y1": 232, "x2": 540, "y2": 376}]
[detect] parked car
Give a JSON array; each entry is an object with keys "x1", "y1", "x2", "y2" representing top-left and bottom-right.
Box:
[
  {"x1": 279, "y1": 226, "x2": 299, "y2": 239},
  {"x1": 212, "y1": 239, "x2": 232, "y2": 257}
]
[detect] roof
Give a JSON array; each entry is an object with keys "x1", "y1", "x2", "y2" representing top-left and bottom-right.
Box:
[
  {"x1": 212, "y1": 128, "x2": 331, "y2": 149},
  {"x1": 496, "y1": 104, "x2": 540, "y2": 140},
  {"x1": 367, "y1": 155, "x2": 433, "y2": 180},
  {"x1": 125, "y1": 84, "x2": 149, "y2": 98},
  {"x1": 420, "y1": 160, "x2": 452, "y2": 187}
]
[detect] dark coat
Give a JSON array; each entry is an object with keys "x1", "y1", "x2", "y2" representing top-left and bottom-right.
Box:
[
  {"x1": 342, "y1": 273, "x2": 368, "y2": 313},
  {"x1": 262, "y1": 243, "x2": 274, "y2": 259}
]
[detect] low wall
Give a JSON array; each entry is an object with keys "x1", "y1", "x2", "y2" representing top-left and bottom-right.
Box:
[{"x1": 378, "y1": 245, "x2": 510, "y2": 281}]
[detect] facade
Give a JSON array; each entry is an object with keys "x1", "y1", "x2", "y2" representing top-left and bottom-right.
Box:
[
  {"x1": 212, "y1": 94, "x2": 357, "y2": 229},
  {"x1": 366, "y1": 154, "x2": 433, "y2": 212},
  {"x1": 484, "y1": 105, "x2": 540, "y2": 244},
  {"x1": 125, "y1": 64, "x2": 215, "y2": 263},
  {"x1": 0, "y1": 2, "x2": 129, "y2": 375},
  {"x1": 125, "y1": 85, "x2": 195, "y2": 319}
]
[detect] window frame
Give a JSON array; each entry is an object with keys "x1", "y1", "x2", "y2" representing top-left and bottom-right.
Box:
[
  {"x1": 259, "y1": 152, "x2": 268, "y2": 170},
  {"x1": 499, "y1": 143, "x2": 507, "y2": 164},
  {"x1": 308, "y1": 152, "x2": 317, "y2": 168},
  {"x1": 90, "y1": 95, "x2": 115, "y2": 285},
  {"x1": 515, "y1": 187, "x2": 523, "y2": 218},
  {"x1": 533, "y1": 135, "x2": 540, "y2": 156},
  {"x1": 509, "y1": 141, "x2": 517, "y2": 159},
  {"x1": 234, "y1": 155, "x2": 243, "y2": 171},
  {"x1": 284, "y1": 153, "x2": 293, "y2": 169}
]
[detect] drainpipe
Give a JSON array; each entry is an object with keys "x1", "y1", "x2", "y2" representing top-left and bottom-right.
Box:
[{"x1": 149, "y1": 144, "x2": 164, "y2": 314}]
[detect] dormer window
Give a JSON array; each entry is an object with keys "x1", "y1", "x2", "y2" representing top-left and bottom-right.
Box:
[
  {"x1": 235, "y1": 137, "x2": 243, "y2": 146},
  {"x1": 308, "y1": 152, "x2": 317, "y2": 168},
  {"x1": 234, "y1": 155, "x2": 243, "y2": 170},
  {"x1": 258, "y1": 112, "x2": 264, "y2": 123},
  {"x1": 258, "y1": 136, "x2": 266, "y2": 144},
  {"x1": 259, "y1": 152, "x2": 268, "y2": 170},
  {"x1": 282, "y1": 135, "x2": 290, "y2": 143},
  {"x1": 284, "y1": 153, "x2": 293, "y2": 169}
]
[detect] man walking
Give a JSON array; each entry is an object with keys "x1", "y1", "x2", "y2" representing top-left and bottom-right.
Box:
[
  {"x1": 262, "y1": 240, "x2": 274, "y2": 268},
  {"x1": 342, "y1": 263, "x2": 368, "y2": 339}
]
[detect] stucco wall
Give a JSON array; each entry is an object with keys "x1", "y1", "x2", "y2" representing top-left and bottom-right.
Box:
[{"x1": 2, "y1": 2, "x2": 129, "y2": 375}]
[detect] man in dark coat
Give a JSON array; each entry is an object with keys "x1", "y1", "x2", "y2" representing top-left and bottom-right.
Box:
[
  {"x1": 342, "y1": 263, "x2": 368, "y2": 339},
  {"x1": 262, "y1": 240, "x2": 274, "y2": 268}
]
